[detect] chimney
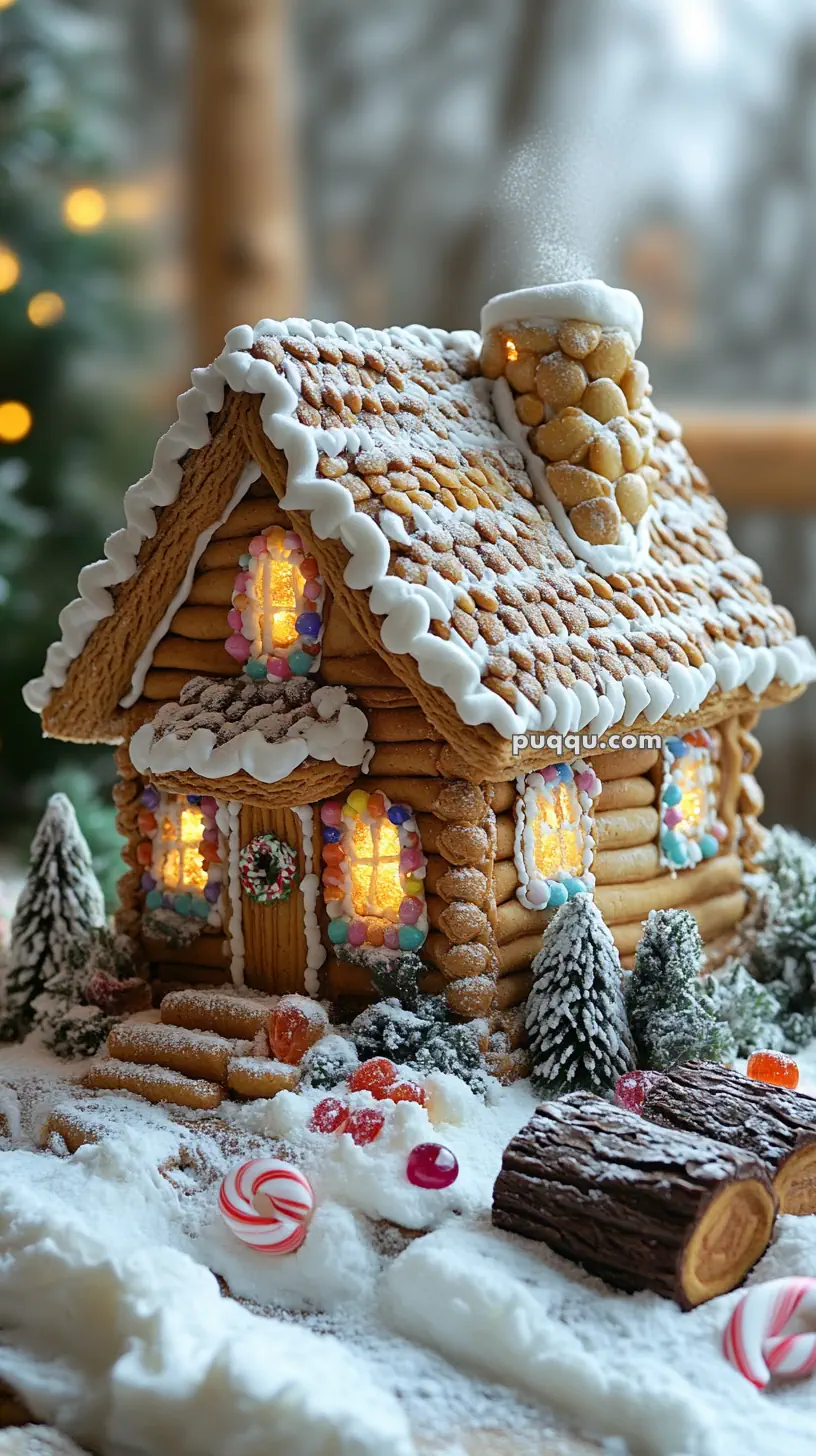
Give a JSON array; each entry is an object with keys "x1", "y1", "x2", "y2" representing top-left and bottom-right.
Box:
[{"x1": 480, "y1": 282, "x2": 658, "y2": 556}]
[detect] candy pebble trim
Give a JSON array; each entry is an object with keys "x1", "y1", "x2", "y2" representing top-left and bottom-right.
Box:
[
  {"x1": 658, "y1": 730, "x2": 724, "y2": 871},
  {"x1": 139, "y1": 787, "x2": 225, "y2": 926},
  {"x1": 226, "y1": 523, "x2": 326, "y2": 682},
  {"x1": 319, "y1": 790, "x2": 428, "y2": 953},
  {"x1": 513, "y1": 758, "x2": 601, "y2": 911},
  {"x1": 292, "y1": 803, "x2": 326, "y2": 997},
  {"x1": 216, "y1": 799, "x2": 245, "y2": 986}
]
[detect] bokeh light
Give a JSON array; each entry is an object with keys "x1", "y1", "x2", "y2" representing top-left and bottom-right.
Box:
[
  {"x1": 27, "y1": 291, "x2": 66, "y2": 327},
  {"x1": 0, "y1": 402, "x2": 33, "y2": 443},
  {"x1": 0, "y1": 247, "x2": 20, "y2": 293},
  {"x1": 62, "y1": 187, "x2": 107, "y2": 232},
  {"x1": 0, "y1": 0, "x2": 17, "y2": 10}
]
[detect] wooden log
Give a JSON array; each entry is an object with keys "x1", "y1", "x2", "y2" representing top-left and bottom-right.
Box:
[
  {"x1": 321, "y1": 653, "x2": 403, "y2": 687},
  {"x1": 186, "y1": 567, "x2": 238, "y2": 605},
  {"x1": 142, "y1": 934, "x2": 229, "y2": 968},
  {"x1": 84, "y1": 1058, "x2": 224, "y2": 1111},
  {"x1": 496, "y1": 898, "x2": 549, "y2": 946},
  {"x1": 594, "y1": 806, "x2": 659, "y2": 851},
  {"x1": 364, "y1": 706, "x2": 442, "y2": 743},
  {"x1": 154, "y1": 963, "x2": 230, "y2": 987},
  {"x1": 493, "y1": 859, "x2": 520, "y2": 904},
  {"x1": 211, "y1": 499, "x2": 289, "y2": 538},
  {"x1": 321, "y1": 603, "x2": 372, "y2": 657},
  {"x1": 594, "y1": 775, "x2": 655, "y2": 813},
  {"x1": 152, "y1": 636, "x2": 240, "y2": 675},
  {"x1": 493, "y1": 1001, "x2": 529, "y2": 1051},
  {"x1": 495, "y1": 970, "x2": 532, "y2": 1010},
  {"x1": 642, "y1": 1062, "x2": 816, "y2": 1216},
  {"x1": 367, "y1": 743, "x2": 445, "y2": 778},
  {"x1": 609, "y1": 889, "x2": 747, "y2": 957},
  {"x1": 594, "y1": 854, "x2": 742, "y2": 926},
  {"x1": 197, "y1": 535, "x2": 252, "y2": 570},
  {"x1": 169, "y1": 604, "x2": 231, "y2": 640},
  {"x1": 107, "y1": 1020, "x2": 235, "y2": 1084},
  {"x1": 364, "y1": 777, "x2": 488, "y2": 822},
  {"x1": 492, "y1": 1094, "x2": 776, "y2": 1308},
  {"x1": 160, "y1": 987, "x2": 273, "y2": 1037},
  {"x1": 592, "y1": 747, "x2": 660, "y2": 781},
  {"x1": 592, "y1": 842, "x2": 660, "y2": 886},
  {"x1": 417, "y1": 813, "x2": 514, "y2": 861},
  {"x1": 498, "y1": 934, "x2": 543, "y2": 975},
  {"x1": 142, "y1": 669, "x2": 195, "y2": 701},
  {"x1": 424, "y1": 856, "x2": 488, "y2": 901}
]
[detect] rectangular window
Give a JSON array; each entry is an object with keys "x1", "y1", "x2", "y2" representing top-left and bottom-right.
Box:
[
  {"x1": 659, "y1": 731, "x2": 724, "y2": 870},
  {"x1": 514, "y1": 761, "x2": 601, "y2": 911}
]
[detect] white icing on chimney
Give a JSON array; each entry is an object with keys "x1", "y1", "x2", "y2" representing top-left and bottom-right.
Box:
[{"x1": 481, "y1": 280, "x2": 643, "y2": 349}]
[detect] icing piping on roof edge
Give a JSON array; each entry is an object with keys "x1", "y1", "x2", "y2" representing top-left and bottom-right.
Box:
[
  {"x1": 23, "y1": 299, "x2": 816, "y2": 742},
  {"x1": 480, "y1": 280, "x2": 644, "y2": 350}
]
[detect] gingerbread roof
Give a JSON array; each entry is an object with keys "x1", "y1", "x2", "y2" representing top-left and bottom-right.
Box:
[{"x1": 24, "y1": 280, "x2": 815, "y2": 781}]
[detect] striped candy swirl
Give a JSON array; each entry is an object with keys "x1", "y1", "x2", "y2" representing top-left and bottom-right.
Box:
[
  {"x1": 218, "y1": 1157, "x2": 314, "y2": 1254},
  {"x1": 723, "y1": 1277, "x2": 816, "y2": 1388}
]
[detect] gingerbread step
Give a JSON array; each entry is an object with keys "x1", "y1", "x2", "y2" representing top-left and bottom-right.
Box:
[
  {"x1": 160, "y1": 988, "x2": 278, "y2": 1040},
  {"x1": 227, "y1": 1057, "x2": 300, "y2": 1100},
  {"x1": 83, "y1": 1058, "x2": 224, "y2": 1110},
  {"x1": 107, "y1": 1021, "x2": 249, "y2": 1085}
]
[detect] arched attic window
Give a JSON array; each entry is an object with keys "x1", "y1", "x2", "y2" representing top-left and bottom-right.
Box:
[
  {"x1": 225, "y1": 524, "x2": 326, "y2": 680},
  {"x1": 320, "y1": 790, "x2": 427, "y2": 954},
  {"x1": 514, "y1": 760, "x2": 601, "y2": 910}
]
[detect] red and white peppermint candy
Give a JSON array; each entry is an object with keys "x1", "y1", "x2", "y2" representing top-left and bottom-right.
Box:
[
  {"x1": 723, "y1": 1277, "x2": 816, "y2": 1389},
  {"x1": 218, "y1": 1158, "x2": 314, "y2": 1255}
]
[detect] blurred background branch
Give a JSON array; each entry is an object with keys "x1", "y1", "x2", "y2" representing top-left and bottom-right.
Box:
[{"x1": 1, "y1": 0, "x2": 815, "y2": 887}]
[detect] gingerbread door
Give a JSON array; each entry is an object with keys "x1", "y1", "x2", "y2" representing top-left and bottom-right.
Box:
[{"x1": 239, "y1": 804, "x2": 309, "y2": 994}]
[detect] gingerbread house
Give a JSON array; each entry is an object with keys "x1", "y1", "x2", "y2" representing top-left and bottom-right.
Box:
[{"x1": 23, "y1": 280, "x2": 816, "y2": 1029}]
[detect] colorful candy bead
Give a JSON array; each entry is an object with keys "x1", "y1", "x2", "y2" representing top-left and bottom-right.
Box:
[
  {"x1": 563, "y1": 877, "x2": 587, "y2": 899},
  {"x1": 711, "y1": 819, "x2": 728, "y2": 842},
  {"x1": 238, "y1": 553, "x2": 252, "y2": 569},
  {"x1": 249, "y1": 536, "x2": 268, "y2": 556},
  {"x1": 387, "y1": 804, "x2": 411, "y2": 825},
  {"x1": 398, "y1": 925, "x2": 425, "y2": 951},
  {"x1": 665, "y1": 737, "x2": 687, "y2": 758},
  {"x1": 663, "y1": 807, "x2": 683, "y2": 829},
  {"x1": 295, "y1": 612, "x2": 321, "y2": 639},
  {"x1": 398, "y1": 897, "x2": 422, "y2": 925},
  {"x1": 367, "y1": 793, "x2": 386, "y2": 819},
  {"x1": 226, "y1": 633, "x2": 252, "y2": 663},
  {"x1": 399, "y1": 848, "x2": 423, "y2": 874},
  {"x1": 137, "y1": 811, "x2": 157, "y2": 835},
  {"x1": 309, "y1": 1097, "x2": 349, "y2": 1134},
  {"x1": 234, "y1": 571, "x2": 250, "y2": 593},
  {"x1": 268, "y1": 998, "x2": 328, "y2": 1065},
  {"x1": 347, "y1": 919, "x2": 367, "y2": 946},
  {"x1": 283, "y1": 531, "x2": 302, "y2": 551},
  {"x1": 192, "y1": 898, "x2": 210, "y2": 919},
  {"x1": 614, "y1": 1070, "x2": 655, "y2": 1114},
  {"x1": 406, "y1": 1143, "x2": 459, "y2": 1190},
  {"x1": 346, "y1": 1108, "x2": 385, "y2": 1146},
  {"x1": 303, "y1": 580, "x2": 321, "y2": 601},
  {"x1": 300, "y1": 556, "x2": 319, "y2": 579},
  {"x1": 322, "y1": 843, "x2": 344, "y2": 866},
  {"x1": 244, "y1": 658, "x2": 265, "y2": 680},
  {"x1": 140, "y1": 785, "x2": 160, "y2": 810},
  {"x1": 699, "y1": 834, "x2": 718, "y2": 859},
  {"x1": 327, "y1": 919, "x2": 348, "y2": 945},
  {"x1": 383, "y1": 926, "x2": 400, "y2": 949},
  {"x1": 661, "y1": 831, "x2": 686, "y2": 865},
  {"x1": 574, "y1": 770, "x2": 595, "y2": 794},
  {"x1": 525, "y1": 880, "x2": 551, "y2": 908},
  {"x1": 746, "y1": 1051, "x2": 799, "y2": 1090},
  {"x1": 556, "y1": 763, "x2": 572, "y2": 782},
  {"x1": 367, "y1": 923, "x2": 385, "y2": 946},
  {"x1": 541, "y1": 764, "x2": 558, "y2": 782},
  {"x1": 346, "y1": 789, "x2": 369, "y2": 815},
  {"x1": 388, "y1": 1081, "x2": 426, "y2": 1107},
  {"x1": 173, "y1": 894, "x2": 192, "y2": 916},
  {"x1": 403, "y1": 876, "x2": 423, "y2": 897},
  {"x1": 348, "y1": 1058, "x2": 397, "y2": 1095},
  {"x1": 662, "y1": 783, "x2": 682, "y2": 807},
  {"x1": 201, "y1": 797, "x2": 218, "y2": 814},
  {"x1": 145, "y1": 889, "x2": 162, "y2": 910},
  {"x1": 136, "y1": 842, "x2": 153, "y2": 866},
  {"x1": 322, "y1": 826, "x2": 341, "y2": 844},
  {"x1": 547, "y1": 882, "x2": 568, "y2": 908},
  {"x1": 320, "y1": 801, "x2": 342, "y2": 826},
  {"x1": 204, "y1": 882, "x2": 221, "y2": 904},
  {"x1": 140, "y1": 872, "x2": 157, "y2": 891},
  {"x1": 288, "y1": 650, "x2": 313, "y2": 676},
  {"x1": 267, "y1": 658, "x2": 291, "y2": 680}
]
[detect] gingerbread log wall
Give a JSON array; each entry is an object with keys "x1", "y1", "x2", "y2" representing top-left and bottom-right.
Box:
[{"x1": 113, "y1": 743, "x2": 146, "y2": 945}]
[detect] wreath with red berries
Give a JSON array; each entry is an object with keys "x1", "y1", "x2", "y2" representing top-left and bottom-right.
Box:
[{"x1": 238, "y1": 832, "x2": 299, "y2": 904}]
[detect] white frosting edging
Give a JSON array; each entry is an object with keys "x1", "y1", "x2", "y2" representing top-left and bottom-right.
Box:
[
  {"x1": 216, "y1": 799, "x2": 245, "y2": 987},
  {"x1": 492, "y1": 375, "x2": 652, "y2": 577},
  {"x1": 480, "y1": 280, "x2": 644, "y2": 349},
  {"x1": 292, "y1": 804, "x2": 326, "y2": 996},
  {"x1": 26, "y1": 309, "x2": 816, "y2": 747},
  {"x1": 129, "y1": 689, "x2": 373, "y2": 784},
  {"x1": 120, "y1": 461, "x2": 260, "y2": 708}
]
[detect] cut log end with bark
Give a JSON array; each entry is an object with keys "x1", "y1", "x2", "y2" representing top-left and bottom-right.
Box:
[
  {"x1": 492, "y1": 1093, "x2": 776, "y2": 1308},
  {"x1": 641, "y1": 1060, "x2": 816, "y2": 1216}
]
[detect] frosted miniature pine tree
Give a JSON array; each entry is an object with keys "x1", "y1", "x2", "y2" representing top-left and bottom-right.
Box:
[
  {"x1": 1, "y1": 794, "x2": 105, "y2": 1040},
  {"x1": 626, "y1": 908, "x2": 732, "y2": 1070},
  {"x1": 525, "y1": 894, "x2": 634, "y2": 1098}
]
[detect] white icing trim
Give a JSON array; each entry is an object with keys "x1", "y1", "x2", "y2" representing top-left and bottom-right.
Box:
[
  {"x1": 216, "y1": 799, "x2": 245, "y2": 987},
  {"x1": 481, "y1": 280, "x2": 643, "y2": 349},
  {"x1": 120, "y1": 462, "x2": 260, "y2": 709},
  {"x1": 292, "y1": 803, "x2": 326, "y2": 996},
  {"x1": 493, "y1": 376, "x2": 652, "y2": 577},
  {"x1": 129, "y1": 688, "x2": 373, "y2": 784},
  {"x1": 25, "y1": 312, "x2": 816, "y2": 745},
  {"x1": 513, "y1": 759, "x2": 600, "y2": 911}
]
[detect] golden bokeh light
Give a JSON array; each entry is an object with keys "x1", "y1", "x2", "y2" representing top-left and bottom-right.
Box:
[
  {"x1": 27, "y1": 291, "x2": 65, "y2": 327},
  {"x1": 505, "y1": 338, "x2": 519, "y2": 362},
  {"x1": 63, "y1": 187, "x2": 108, "y2": 232},
  {"x1": 532, "y1": 785, "x2": 583, "y2": 878},
  {"x1": 0, "y1": 246, "x2": 20, "y2": 293},
  {"x1": 0, "y1": 401, "x2": 32, "y2": 443},
  {"x1": 0, "y1": 1, "x2": 17, "y2": 10}
]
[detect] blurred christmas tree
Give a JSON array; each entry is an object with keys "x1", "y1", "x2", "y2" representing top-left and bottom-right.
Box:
[{"x1": 0, "y1": 0, "x2": 160, "y2": 892}]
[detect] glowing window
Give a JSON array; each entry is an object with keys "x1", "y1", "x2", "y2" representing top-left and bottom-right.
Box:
[
  {"x1": 660, "y1": 732, "x2": 723, "y2": 870},
  {"x1": 156, "y1": 799, "x2": 208, "y2": 893},
  {"x1": 320, "y1": 791, "x2": 427, "y2": 953},
  {"x1": 226, "y1": 524, "x2": 325, "y2": 678},
  {"x1": 514, "y1": 762, "x2": 601, "y2": 911}
]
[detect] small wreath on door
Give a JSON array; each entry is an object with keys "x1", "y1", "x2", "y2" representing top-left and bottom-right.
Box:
[{"x1": 238, "y1": 833, "x2": 299, "y2": 904}]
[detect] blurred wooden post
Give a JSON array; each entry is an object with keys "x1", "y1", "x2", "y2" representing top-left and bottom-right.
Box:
[
  {"x1": 189, "y1": 0, "x2": 303, "y2": 363},
  {"x1": 678, "y1": 413, "x2": 816, "y2": 511}
]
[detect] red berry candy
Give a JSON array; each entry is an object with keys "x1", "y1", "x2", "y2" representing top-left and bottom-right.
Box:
[
  {"x1": 614, "y1": 1070, "x2": 655, "y2": 1115},
  {"x1": 387, "y1": 1081, "x2": 426, "y2": 1107},
  {"x1": 347, "y1": 1057, "x2": 398, "y2": 1095},
  {"x1": 346, "y1": 1108, "x2": 385, "y2": 1146},
  {"x1": 407, "y1": 1143, "x2": 459, "y2": 1189},
  {"x1": 309, "y1": 1097, "x2": 349, "y2": 1134},
  {"x1": 746, "y1": 1050, "x2": 799, "y2": 1090},
  {"x1": 268, "y1": 998, "x2": 327, "y2": 1065}
]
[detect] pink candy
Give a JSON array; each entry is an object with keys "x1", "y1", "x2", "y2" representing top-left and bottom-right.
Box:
[
  {"x1": 400, "y1": 848, "x2": 423, "y2": 874},
  {"x1": 614, "y1": 1070, "x2": 655, "y2": 1114},
  {"x1": 249, "y1": 536, "x2": 267, "y2": 556},
  {"x1": 575, "y1": 770, "x2": 596, "y2": 794},
  {"x1": 225, "y1": 634, "x2": 251, "y2": 663},
  {"x1": 383, "y1": 926, "x2": 400, "y2": 949},
  {"x1": 663, "y1": 807, "x2": 683, "y2": 829},
  {"x1": 227, "y1": 608, "x2": 243, "y2": 631},
  {"x1": 398, "y1": 897, "x2": 422, "y2": 925},
  {"x1": 407, "y1": 1143, "x2": 459, "y2": 1189},
  {"x1": 347, "y1": 919, "x2": 367, "y2": 946},
  {"x1": 541, "y1": 765, "x2": 559, "y2": 782},
  {"x1": 267, "y1": 658, "x2": 291, "y2": 680}
]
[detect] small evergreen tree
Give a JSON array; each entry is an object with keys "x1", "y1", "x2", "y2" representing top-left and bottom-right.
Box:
[
  {"x1": 627, "y1": 909, "x2": 732, "y2": 1070},
  {"x1": 698, "y1": 964, "x2": 783, "y2": 1059},
  {"x1": 525, "y1": 895, "x2": 634, "y2": 1098},
  {"x1": 2, "y1": 795, "x2": 105, "y2": 1040}
]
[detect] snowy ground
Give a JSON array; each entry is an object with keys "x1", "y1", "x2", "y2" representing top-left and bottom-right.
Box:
[{"x1": 1, "y1": 1036, "x2": 816, "y2": 1456}]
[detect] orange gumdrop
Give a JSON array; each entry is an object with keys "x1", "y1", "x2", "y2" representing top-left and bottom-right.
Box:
[
  {"x1": 268, "y1": 998, "x2": 327, "y2": 1065},
  {"x1": 746, "y1": 1050, "x2": 799, "y2": 1090}
]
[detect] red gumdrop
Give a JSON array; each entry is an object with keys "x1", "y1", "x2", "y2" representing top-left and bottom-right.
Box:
[
  {"x1": 614, "y1": 1070, "x2": 655, "y2": 1115},
  {"x1": 386, "y1": 1081, "x2": 426, "y2": 1107},
  {"x1": 746, "y1": 1050, "x2": 799, "y2": 1090},
  {"x1": 309, "y1": 1097, "x2": 349, "y2": 1134},
  {"x1": 347, "y1": 1057, "x2": 398, "y2": 1095},
  {"x1": 268, "y1": 1000, "x2": 326, "y2": 1065},
  {"x1": 346, "y1": 1108, "x2": 385, "y2": 1146},
  {"x1": 406, "y1": 1142, "x2": 459, "y2": 1190}
]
